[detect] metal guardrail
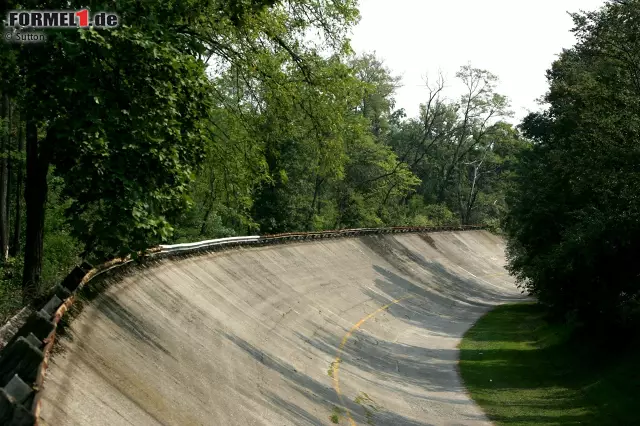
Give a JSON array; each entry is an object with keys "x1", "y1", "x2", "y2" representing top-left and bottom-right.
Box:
[
  {"x1": 159, "y1": 236, "x2": 261, "y2": 253},
  {"x1": 260, "y1": 225, "x2": 483, "y2": 240},
  {"x1": 0, "y1": 224, "x2": 485, "y2": 425}
]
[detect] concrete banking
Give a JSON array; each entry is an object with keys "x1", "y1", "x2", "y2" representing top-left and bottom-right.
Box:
[{"x1": 37, "y1": 230, "x2": 525, "y2": 425}]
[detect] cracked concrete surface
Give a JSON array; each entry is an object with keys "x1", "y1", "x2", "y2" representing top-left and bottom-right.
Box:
[{"x1": 39, "y1": 231, "x2": 525, "y2": 426}]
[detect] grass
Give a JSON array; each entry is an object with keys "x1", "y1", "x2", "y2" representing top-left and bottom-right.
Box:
[
  {"x1": 354, "y1": 392, "x2": 380, "y2": 425},
  {"x1": 327, "y1": 360, "x2": 339, "y2": 378},
  {"x1": 459, "y1": 303, "x2": 640, "y2": 425},
  {"x1": 329, "y1": 406, "x2": 344, "y2": 424}
]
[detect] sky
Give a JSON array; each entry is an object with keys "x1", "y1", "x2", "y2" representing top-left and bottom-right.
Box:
[{"x1": 349, "y1": 0, "x2": 607, "y2": 123}]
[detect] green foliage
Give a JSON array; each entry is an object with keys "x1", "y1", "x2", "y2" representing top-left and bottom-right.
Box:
[
  {"x1": 0, "y1": 0, "x2": 297, "y2": 303},
  {"x1": 0, "y1": 172, "x2": 81, "y2": 320},
  {"x1": 349, "y1": 53, "x2": 401, "y2": 137},
  {"x1": 171, "y1": 51, "x2": 519, "y2": 238},
  {"x1": 418, "y1": 203, "x2": 458, "y2": 226},
  {"x1": 386, "y1": 68, "x2": 525, "y2": 227},
  {"x1": 43, "y1": 174, "x2": 82, "y2": 287},
  {"x1": 47, "y1": 27, "x2": 213, "y2": 259},
  {"x1": 0, "y1": 256, "x2": 22, "y2": 323},
  {"x1": 506, "y1": 0, "x2": 640, "y2": 332}
]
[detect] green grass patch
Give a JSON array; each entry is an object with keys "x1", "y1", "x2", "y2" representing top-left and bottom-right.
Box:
[
  {"x1": 327, "y1": 360, "x2": 339, "y2": 378},
  {"x1": 329, "y1": 406, "x2": 344, "y2": 424},
  {"x1": 459, "y1": 303, "x2": 640, "y2": 425}
]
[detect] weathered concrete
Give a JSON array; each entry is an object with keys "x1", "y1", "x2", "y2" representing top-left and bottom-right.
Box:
[{"x1": 39, "y1": 231, "x2": 525, "y2": 426}]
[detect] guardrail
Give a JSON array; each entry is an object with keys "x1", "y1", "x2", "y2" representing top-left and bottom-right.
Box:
[
  {"x1": 0, "y1": 224, "x2": 485, "y2": 425},
  {"x1": 260, "y1": 225, "x2": 482, "y2": 240},
  {"x1": 159, "y1": 235, "x2": 261, "y2": 253}
]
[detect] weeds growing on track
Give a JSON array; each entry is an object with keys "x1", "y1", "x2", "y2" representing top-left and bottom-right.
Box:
[{"x1": 330, "y1": 406, "x2": 344, "y2": 424}]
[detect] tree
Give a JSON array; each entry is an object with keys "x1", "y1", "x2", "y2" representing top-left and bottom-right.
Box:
[
  {"x1": 349, "y1": 53, "x2": 401, "y2": 138},
  {"x1": 387, "y1": 65, "x2": 512, "y2": 225},
  {"x1": 10, "y1": 111, "x2": 23, "y2": 257},
  {"x1": 455, "y1": 122, "x2": 526, "y2": 226},
  {"x1": 506, "y1": 0, "x2": 640, "y2": 333},
  {"x1": 249, "y1": 54, "x2": 358, "y2": 232},
  {"x1": 0, "y1": 93, "x2": 9, "y2": 261},
  {"x1": 10, "y1": 0, "x2": 282, "y2": 300},
  {"x1": 434, "y1": 66, "x2": 511, "y2": 204}
]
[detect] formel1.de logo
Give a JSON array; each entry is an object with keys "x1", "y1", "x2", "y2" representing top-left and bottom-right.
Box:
[{"x1": 5, "y1": 10, "x2": 119, "y2": 29}]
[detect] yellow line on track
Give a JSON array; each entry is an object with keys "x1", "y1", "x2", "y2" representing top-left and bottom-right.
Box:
[{"x1": 332, "y1": 295, "x2": 414, "y2": 426}]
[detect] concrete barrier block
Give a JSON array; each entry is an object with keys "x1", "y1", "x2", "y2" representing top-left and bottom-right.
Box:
[
  {"x1": 61, "y1": 265, "x2": 88, "y2": 292},
  {"x1": 0, "y1": 308, "x2": 33, "y2": 353},
  {"x1": 40, "y1": 295, "x2": 63, "y2": 317},
  {"x1": 4, "y1": 375, "x2": 32, "y2": 404},
  {"x1": 0, "y1": 388, "x2": 35, "y2": 425},
  {"x1": 24, "y1": 334, "x2": 41, "y2": 349},
  {"x1": 0, "y1": 337, "x2": 44, "y2": 387},
  {"x1": 80, "y1": 261, "x2": 93, "y2": 272},
  {"x1": 53, "y1": 284, "x2": 72, "y2": 301},
  {"x1": 0, "y1": 311, "x2": 54, "y2": 355}
]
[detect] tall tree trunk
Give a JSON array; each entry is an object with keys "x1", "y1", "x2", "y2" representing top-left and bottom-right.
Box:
[
  {"x1": 306, "y1": 175, "x2": 323, "y2": 231},
  {"x1": 378, "y1": 182, "x2": 398, "y2": 218},
  {"x1": 6, "y1": 105, "x2": 12, "y2": 252},
  {"x1": 10, "y1": 115, "x2": 23, "y2": 257},
  {"x1": 199, "y1": 205, "x2": 214, "y2": 236},
  {"x1": 199, "y1": 168, "x2": 216, "y2": 236},
  {"x1": 0, "y1": 94, "x2": 10, "y2": 261},
  {"x1": 22, "y1": 117, "x2": 50, "y2": 303}
]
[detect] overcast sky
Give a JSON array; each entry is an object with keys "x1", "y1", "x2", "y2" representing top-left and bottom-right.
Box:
[{"x1": 349, "y1": 0, "x2": 607, "y2": 123}]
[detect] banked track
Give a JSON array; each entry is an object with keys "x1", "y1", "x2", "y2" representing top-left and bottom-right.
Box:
[{"x1": 0, "y1": 227, "x2": 526, "y2": 425}]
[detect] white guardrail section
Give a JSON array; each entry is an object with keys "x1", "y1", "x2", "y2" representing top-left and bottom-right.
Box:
[{"x1": 159, "y1": 236, "x2": 261, "y2": 253}]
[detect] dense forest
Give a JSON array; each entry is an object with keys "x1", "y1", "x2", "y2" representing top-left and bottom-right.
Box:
[
  {"x1": 506, "y1": 0, "x2": 640, "y2": 336},
  {"x1": 0, "y1": 0, "x2": 526, "y2": 321}
]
